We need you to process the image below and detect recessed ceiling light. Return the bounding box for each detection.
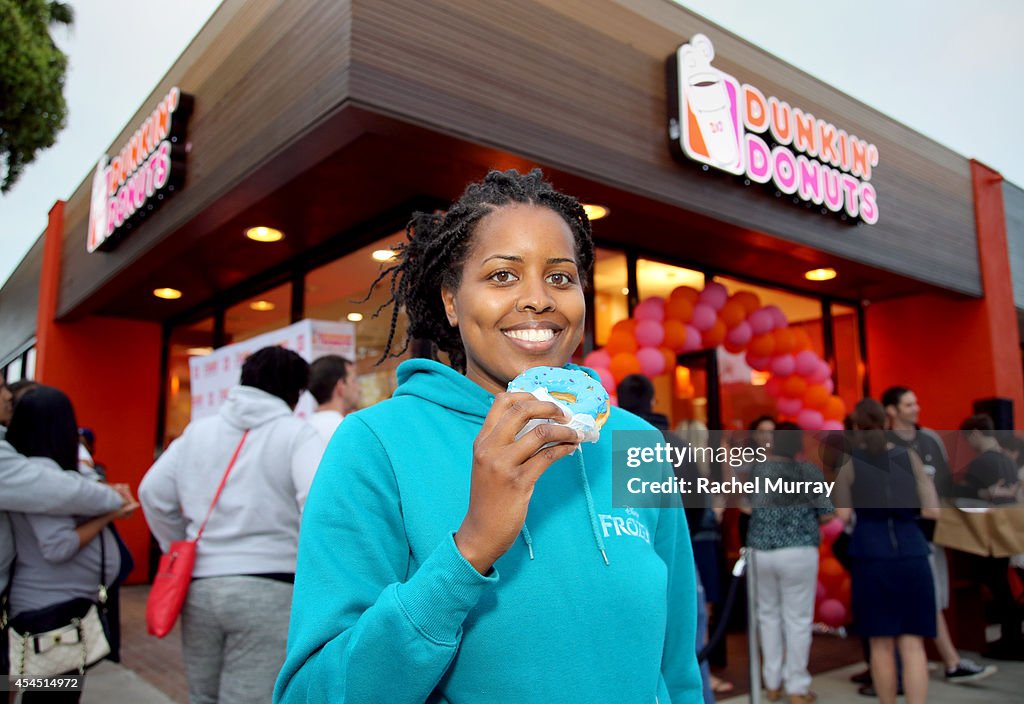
[246,226,284,242]
[250,300,275,311]
[583,204,609,221]
[153,288,182,300]
[804,267,837,281]
[372,249,396,262]
[621,287,629,295]
[347,312,364,322]
[186,347,214,356]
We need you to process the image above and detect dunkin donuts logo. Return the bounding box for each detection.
[87,87,193,252]
[670,34,879,224]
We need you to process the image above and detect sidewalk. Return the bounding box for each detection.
[721,658,1023,703]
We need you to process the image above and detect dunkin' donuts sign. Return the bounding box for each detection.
[87,87,193,252]
[669,34,879,224]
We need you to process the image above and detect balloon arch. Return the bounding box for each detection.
[583,281,847,431]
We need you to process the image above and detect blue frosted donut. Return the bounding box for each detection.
[507,366,610,428]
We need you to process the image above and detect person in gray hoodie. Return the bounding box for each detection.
[139,346,324,704]
[1,379,128,673]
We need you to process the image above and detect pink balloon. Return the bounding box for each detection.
[765,305,788,329]
[635,319,665,348]
[797,408,825,430]
[821,420,844,431]
[764,377,782,398]
[770,354,796,377]
[593,366,616,394]
[795,350,819,377]
[776,397,803,416]
[746,353,771,371]
[824,378,835,394]
[808,360,832,384]
[698,282,729,310]
[815,581,827,605]
[584,349,611,370]
[820,518,844,544]
[690,303,717,331]
[634,299,665,322]
[725,320,752,347]
[682,325,702,352]
[609,394,618,407]
[748,308,775,335]
[818,598,847,628]
[637,347,666,377]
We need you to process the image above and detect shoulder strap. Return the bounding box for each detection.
[195,430,249,542]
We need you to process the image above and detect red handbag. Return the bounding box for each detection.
[146,431,248,638]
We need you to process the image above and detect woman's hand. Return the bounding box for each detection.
[455,392,581,574]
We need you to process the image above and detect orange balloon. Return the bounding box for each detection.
[701,318,727,348]
[609,352,642,383]
[792,328,813,353]
[612,319,637,337]
[774,328,796,355]
[662,319,689,351]
[665,298,694,323]
[782,375,808,399]
[749,333,776,358]
[719,301,746,328]
[837,576,852,608]
[819,557,846,592]
[803,384,831,411]
[823,395,847,422]
[606,329,638,356]
[723,337,747,354]
[660,347,677,375]
[669,286,700,304]
[730,291,762,315]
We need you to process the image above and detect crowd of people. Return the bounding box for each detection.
[1,169,1022,704]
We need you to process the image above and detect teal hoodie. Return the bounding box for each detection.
[275,359,701,703]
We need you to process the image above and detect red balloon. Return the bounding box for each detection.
[609,352,642,383]
[819,557,846,593]
[663,319,689,352]
[701,318,727,348]
[730,291,762,315]
[606,330,638,356]
[818,598,847,628]
[749,333,776,358]
[774,328,797,355]
[665,298,694,324]
[719,300,746,328]
[823,395,847,422]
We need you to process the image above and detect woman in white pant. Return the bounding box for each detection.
[747,421,834,704]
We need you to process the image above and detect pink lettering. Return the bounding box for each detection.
[797,156,823,204]
[745,134,772,183]
[859,182,878,224]
[822,167,843,212]
[772,147,798,194]
[841,175,860,217]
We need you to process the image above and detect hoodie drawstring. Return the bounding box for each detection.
[520,524,535,560]
[576,451,610,565]
[519,451,610,565]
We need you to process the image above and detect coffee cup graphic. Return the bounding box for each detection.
[679,34,741,171]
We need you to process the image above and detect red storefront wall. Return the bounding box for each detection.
[866,162,1024,431]
[35,200,162,584]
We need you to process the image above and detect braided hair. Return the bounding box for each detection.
[369,168,595,372]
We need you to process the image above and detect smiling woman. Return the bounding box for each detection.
[274,169,702,704]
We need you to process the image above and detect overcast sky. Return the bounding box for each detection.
[2,0,1022,290]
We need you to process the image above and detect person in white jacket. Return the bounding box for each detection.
[139,346,325,704]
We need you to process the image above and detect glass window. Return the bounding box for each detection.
[636,258,704,301]
[24,347,36,381]
[163,317,215,446]
[713,276,824,430]
[304,232,411,408]
[831,302,863,412]
[6,356,23,383]
[593,248,628,346]
[224,282,293,345]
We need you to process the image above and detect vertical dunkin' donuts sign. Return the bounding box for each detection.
[87,87,194,253]
[668,34,879,224]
